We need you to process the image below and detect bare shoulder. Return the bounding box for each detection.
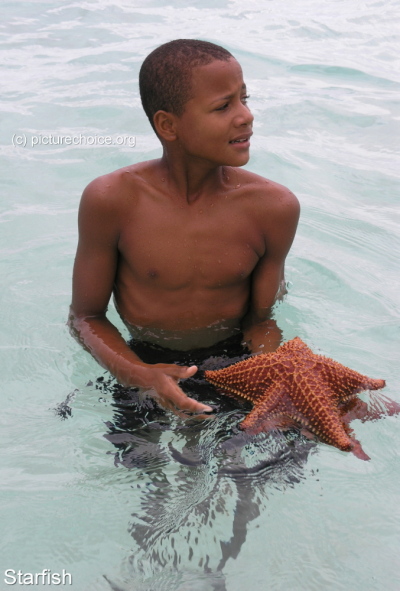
[81,160,157,208]
[78,160,161,238]
[237,168,300,220]
[233,168,300,258]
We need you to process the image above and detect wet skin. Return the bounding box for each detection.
[69,58,300,416]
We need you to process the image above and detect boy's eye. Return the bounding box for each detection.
[215,95,250,111]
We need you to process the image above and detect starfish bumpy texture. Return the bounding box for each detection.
[205,337,399,460]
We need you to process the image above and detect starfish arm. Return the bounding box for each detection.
[203,374,263,404]
[288,376,355,451]
[240,386,296,434]
[204,354,276,404]
[349,439,370,461]
[319,358,385,402]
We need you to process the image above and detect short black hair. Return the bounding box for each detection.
[139,39,234,132]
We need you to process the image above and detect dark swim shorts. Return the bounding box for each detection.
[127,331,250,368]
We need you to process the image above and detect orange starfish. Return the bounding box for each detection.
[205,337,399,460]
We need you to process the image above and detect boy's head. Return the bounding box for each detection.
[139,39,233,133]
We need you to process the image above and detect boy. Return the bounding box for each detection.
[68,39,299,417]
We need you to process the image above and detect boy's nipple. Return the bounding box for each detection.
[147,268,159,279]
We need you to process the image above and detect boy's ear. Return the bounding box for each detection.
[153,110,178,142]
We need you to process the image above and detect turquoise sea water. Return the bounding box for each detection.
[1,1,400,589]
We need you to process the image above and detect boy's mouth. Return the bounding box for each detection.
[229,133,253,144]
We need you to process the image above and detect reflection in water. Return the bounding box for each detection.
[97,345,316,591]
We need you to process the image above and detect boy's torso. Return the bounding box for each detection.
[100,160,279,348]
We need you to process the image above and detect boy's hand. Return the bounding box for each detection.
[137,363,214,418]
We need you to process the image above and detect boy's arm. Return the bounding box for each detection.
[241,186,300,354]
[69,180,212,415]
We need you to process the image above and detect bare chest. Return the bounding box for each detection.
[117,200,263,289]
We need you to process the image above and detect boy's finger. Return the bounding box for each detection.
[159,365,199,387]
[174,395,213,414]
[170,408,215,421]
[165,364,198,380]
[184,365,198,377]
[163,382,213,414]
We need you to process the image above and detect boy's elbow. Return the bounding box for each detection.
[67,305,91,336]
[67,305,81,340]
[68,305,107,330]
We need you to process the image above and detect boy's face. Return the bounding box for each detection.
[173,58,253,168]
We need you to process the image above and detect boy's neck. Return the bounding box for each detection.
[159,152,230,204]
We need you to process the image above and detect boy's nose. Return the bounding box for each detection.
[234,103,254,127]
